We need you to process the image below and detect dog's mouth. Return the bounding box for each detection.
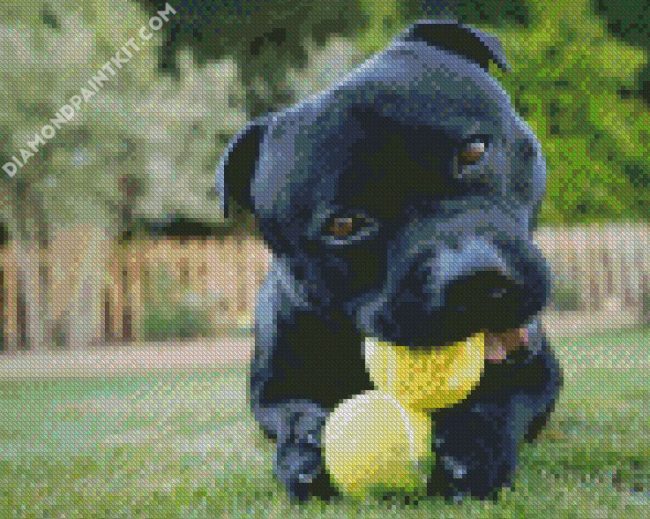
[483,327,529,363]
[365,326,529,364]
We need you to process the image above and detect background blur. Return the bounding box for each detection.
[0,2,649,517]
[0,0,649,352]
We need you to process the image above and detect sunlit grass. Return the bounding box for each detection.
[0,329,647,517]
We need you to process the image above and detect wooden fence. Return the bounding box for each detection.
[535,224,650,312]
[0,229,269,349]
[102,233,270,342]
[0,223,648,349]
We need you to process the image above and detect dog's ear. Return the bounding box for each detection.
[215,117,269,218]
[529,143,547,233]
[399,20,510,72]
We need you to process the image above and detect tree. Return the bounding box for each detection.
[128,50,246,224]
[141,0,368,115]
[0,0,160,349]
[593,0,650,104]
[489,0,650,223]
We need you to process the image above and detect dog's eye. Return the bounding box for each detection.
[459,140,487,166]
[328,217,355,238]
[325,215,375,240]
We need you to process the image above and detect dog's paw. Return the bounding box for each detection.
[274,438,325,501]
[428,451,514,502]
[274,405,334,502]
[428,406,517,502]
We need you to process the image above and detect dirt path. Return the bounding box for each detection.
[0,338,253,380]
[0,309,639,380]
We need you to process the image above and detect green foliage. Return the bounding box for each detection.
[402,0,532,27]
[488,1,650,224]
[285,37,365,101]
[128,52,246,223]
[143,303,214,341]
[1,0,649,231]
[593,0,650,103]
[355,0,404,54]
[0,0,158,227]
[0,0,247,231]
[140,0,368,115]
[142,268,214,340]
[551,278,583,311]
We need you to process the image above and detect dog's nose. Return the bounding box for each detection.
[443,269,519,313]
[438,238,522,316]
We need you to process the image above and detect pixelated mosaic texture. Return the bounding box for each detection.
[0,1,648,517]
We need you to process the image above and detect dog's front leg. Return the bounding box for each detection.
[428,398,518,501]
[429,340,562,501]
[252,398,334,501]
[251,269,347,501]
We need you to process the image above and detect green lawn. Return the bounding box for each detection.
[0,330,648,518]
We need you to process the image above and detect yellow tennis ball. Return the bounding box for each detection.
[364,332,485,411]
[323,389,432,498]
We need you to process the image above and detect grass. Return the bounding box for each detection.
[0,329,648,517]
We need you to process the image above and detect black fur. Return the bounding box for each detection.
[217,20,562,502]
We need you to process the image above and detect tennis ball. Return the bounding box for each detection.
[364,332,485,411]
[323,389,432,498]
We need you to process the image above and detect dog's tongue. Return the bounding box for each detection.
[484,327,528,363]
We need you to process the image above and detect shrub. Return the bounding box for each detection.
[142,269,214,341]
[551,278,583,311]
[143,301,214,341]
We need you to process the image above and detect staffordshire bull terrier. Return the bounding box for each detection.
[216,19,563,502]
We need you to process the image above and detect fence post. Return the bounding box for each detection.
[641,273,650,325]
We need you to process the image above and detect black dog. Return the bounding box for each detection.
[216,20,562,502]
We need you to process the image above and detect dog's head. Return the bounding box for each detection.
[217,20,551,348]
